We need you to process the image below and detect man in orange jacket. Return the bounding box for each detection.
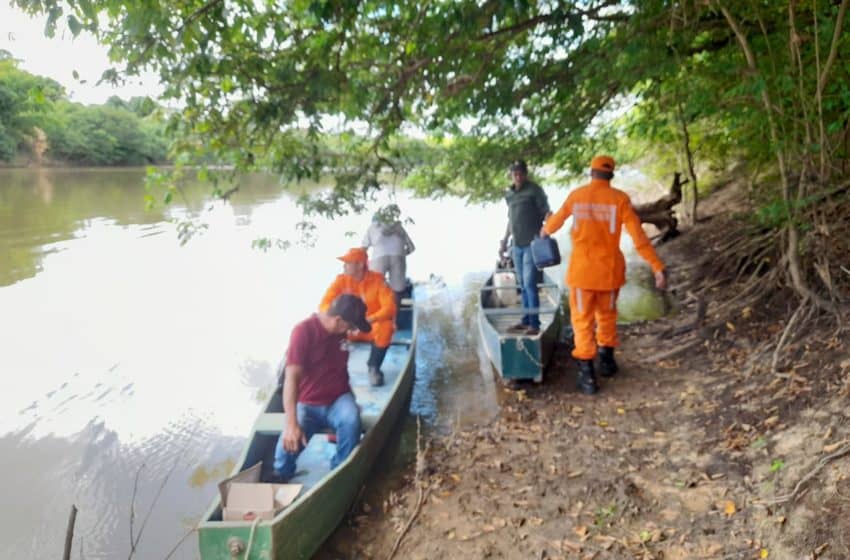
[541,156,667,394]
[320,247,397,387]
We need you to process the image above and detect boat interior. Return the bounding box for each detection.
[205,300,415,522]
[480,269,561,338]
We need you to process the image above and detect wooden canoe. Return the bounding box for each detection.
[198,299,417,559]
[477,270,562,383]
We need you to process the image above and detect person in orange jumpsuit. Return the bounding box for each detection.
[320,247,397,387]
[541,155,667,394]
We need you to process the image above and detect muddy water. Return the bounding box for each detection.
[0,167,665,558]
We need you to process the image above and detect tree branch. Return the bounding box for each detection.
[817,0,849,95]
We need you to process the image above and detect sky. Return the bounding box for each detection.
[0,2,161,104]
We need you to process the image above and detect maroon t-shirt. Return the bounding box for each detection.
[286,314,351,405]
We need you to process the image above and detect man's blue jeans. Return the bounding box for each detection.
[512,244,540,329]
[273,392,361,479]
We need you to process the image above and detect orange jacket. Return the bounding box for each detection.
[543,178,664,290]
[319,271,397,323]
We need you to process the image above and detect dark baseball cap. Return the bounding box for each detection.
[509,159,528,173]
[327,294,371,333]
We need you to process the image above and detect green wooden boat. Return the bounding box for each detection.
[477,269,562,383]
[198,299,417,559]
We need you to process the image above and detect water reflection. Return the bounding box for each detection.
[409,274,502,429]
[0,168,294,286]
[0,167,667,559]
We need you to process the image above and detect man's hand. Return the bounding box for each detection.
[283,422,307,453]
[654,269,667,290]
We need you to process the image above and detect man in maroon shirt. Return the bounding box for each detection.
[272,294,371,481]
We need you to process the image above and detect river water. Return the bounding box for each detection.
[0,167,665,559]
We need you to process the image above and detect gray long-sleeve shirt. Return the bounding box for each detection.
[505,179,550,247]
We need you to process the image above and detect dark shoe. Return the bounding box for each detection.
[576,359,598,395]
[507,323,528,333]
[368,367,385,387]
[367,344,389,370]
[269,470,290,483]
[525,326,540,336]
[598,346,619,377]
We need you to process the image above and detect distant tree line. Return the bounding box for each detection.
[0,49,168,165]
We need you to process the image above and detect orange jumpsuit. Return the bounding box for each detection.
[543,177,665,360]
[320,271,397,347]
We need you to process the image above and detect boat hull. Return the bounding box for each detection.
[478,271,562,382]
[198,302,417,559]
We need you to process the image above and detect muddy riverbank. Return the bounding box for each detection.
[319,181,850,560]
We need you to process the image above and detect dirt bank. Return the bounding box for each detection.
[321,181,850,560]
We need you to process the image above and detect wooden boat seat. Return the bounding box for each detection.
[479,283,559,291]
[254,412,379,436]
[481,305,559,316]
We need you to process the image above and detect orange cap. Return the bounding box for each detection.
[337,247,368,263]
[590,155,616,173]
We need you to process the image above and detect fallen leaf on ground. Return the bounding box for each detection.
[760,548,769,558]
[763,416,779,428]
[593,535,616,550]
[723,500,736,517]
[823,440,849,453]
[561,539,582,552]
[575,525,589,539]
[706,543,723,555]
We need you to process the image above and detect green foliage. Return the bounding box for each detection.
[41,100,169,165]
[750,436,768,450]
[0,54,64,160]
[753,195,822,230]
[9,0,850,220]
[593,503,617,527]
[0,53,169,164]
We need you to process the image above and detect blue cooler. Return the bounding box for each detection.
[530,236,561,269]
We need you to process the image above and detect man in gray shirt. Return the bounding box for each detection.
[500,160,551,335]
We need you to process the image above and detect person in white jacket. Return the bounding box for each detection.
[361,204,415,303]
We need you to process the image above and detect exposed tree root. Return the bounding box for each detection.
[754,443,850,506]
[386,417,429,560]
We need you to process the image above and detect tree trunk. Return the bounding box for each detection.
[634,172,686,242]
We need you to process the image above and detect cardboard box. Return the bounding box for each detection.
[219,462,302,522]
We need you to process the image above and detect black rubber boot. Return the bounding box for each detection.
[367,345,388,387]
[576,359,599,395]
[598,346,619,378]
